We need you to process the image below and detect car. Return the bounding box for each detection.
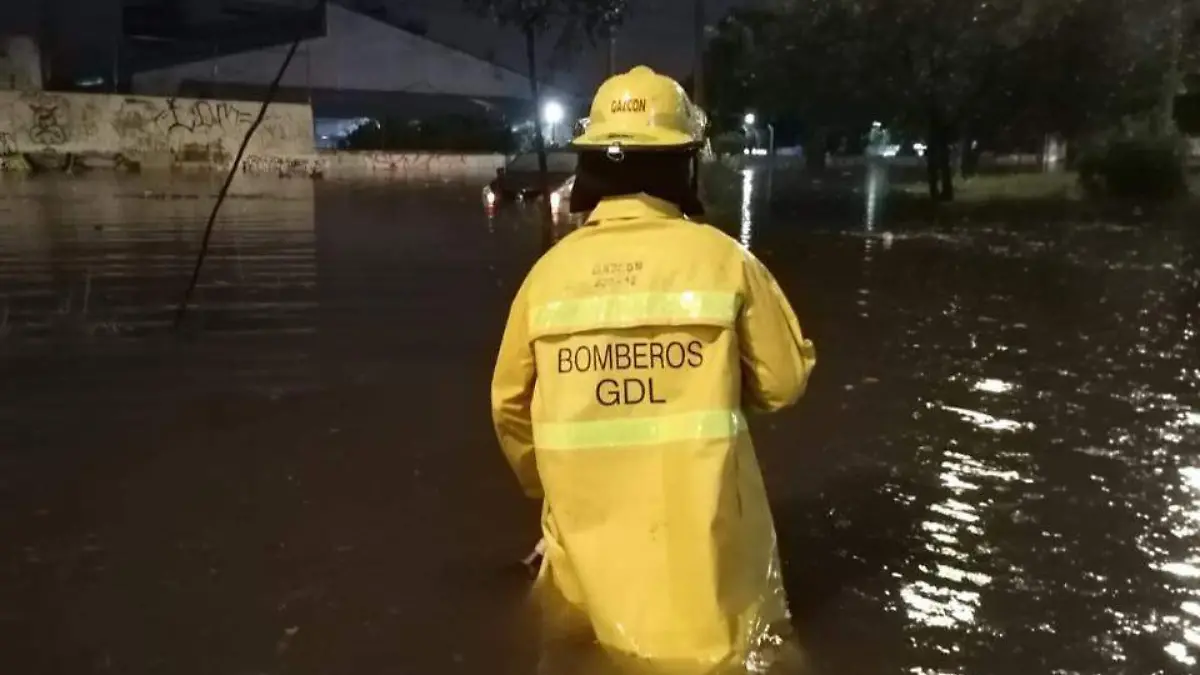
[483,173,578,227]
[482,149,576,207]
[483,150,580,226]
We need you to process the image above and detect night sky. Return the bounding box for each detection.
[394,0,759,93]
[2,0,763,95]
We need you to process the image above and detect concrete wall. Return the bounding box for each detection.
[238,150,506,180]
[318,151,505,178]
[0,87,509,181]
[0,90,313,164]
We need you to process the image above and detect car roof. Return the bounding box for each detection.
[505,151,577,173]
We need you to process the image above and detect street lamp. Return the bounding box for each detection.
[543,100,565,145]
[743,111,774,158]
[543,100,565,125]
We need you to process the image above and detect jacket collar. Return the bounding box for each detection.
[585,193,685,224]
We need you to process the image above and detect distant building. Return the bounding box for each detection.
[129,2,579,148]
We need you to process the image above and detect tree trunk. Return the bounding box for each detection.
[1160,0,1184,133]
[693,0,706,110]
[960,136,980,179]
[925,142,940,201]
[606,33,617,76]
[804,128,828,171]
[959,126,980,180]
[38,0,55,88]
[939,139,955,201]
[925,108,954,202]
[524,26,554,251]
[925,127,941,201]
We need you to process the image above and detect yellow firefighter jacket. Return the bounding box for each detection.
[491,193,817,667]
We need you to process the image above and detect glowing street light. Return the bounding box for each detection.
[543,100,565,125]
[542,100,566,146]
[742,112,774,158]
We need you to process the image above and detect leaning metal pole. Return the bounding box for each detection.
[693,0,706,110]
[173,38,301,330]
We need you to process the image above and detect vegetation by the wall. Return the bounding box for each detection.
[342,114,514,153]
[1078,119,1190,201]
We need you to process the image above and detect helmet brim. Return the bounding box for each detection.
[571,124,701,150]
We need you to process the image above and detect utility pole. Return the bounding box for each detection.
[1161,0,1185,132]
[692,0,707,207]
[38,0,56,88]
[112,38,121,92]
[693,0,706,108]
[606,30,617,76]
[604,4,622,77]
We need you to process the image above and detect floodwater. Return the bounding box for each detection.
[1,169,1198,675]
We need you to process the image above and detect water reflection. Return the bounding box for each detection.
[2,176,1200,675]
[864,160,888,230]
[1150,407,1200,669]
[902,379,1031,673]
[740,167,755,248]
[0,176,317,340]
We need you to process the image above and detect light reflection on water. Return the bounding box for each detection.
[740,167,755,249]
[0,176,317,340]
[864,160,887,231]
[1,174,1199,675]
[1149,405,1200,669]
[902,379,1030,673]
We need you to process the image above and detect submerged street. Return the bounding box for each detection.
[1,171,1198,674]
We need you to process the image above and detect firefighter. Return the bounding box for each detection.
[491,65,817,669]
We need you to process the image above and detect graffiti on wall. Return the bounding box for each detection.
[112,98,168,152]
[154,98,254,134]
[0,92,101,151]
[0,90,314,163]
[111,98,160,136]
[241,154,325,177]
[110,97,258,157]
[111,96,288,158]
[27,97,69,145]
[326,151,505,178]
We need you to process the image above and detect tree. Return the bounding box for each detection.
[847,0,1094,199]
[747,1,884,169]
[754,0,1154,200]
[698,4,850,168]
[341,114,514,152]
[1124,0,1200,132]
[702,9,772,133]
[464,0,626,249]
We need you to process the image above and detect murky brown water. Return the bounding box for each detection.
[1,170,1198,675]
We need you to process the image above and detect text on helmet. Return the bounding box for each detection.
[611,98,647,113]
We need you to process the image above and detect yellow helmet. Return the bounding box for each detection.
[571,65,707,150]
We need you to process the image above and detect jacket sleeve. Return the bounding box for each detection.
[490,275,543,499]
[737,253,817,413]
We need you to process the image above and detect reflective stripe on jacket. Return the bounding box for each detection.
[491,193,816,665]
